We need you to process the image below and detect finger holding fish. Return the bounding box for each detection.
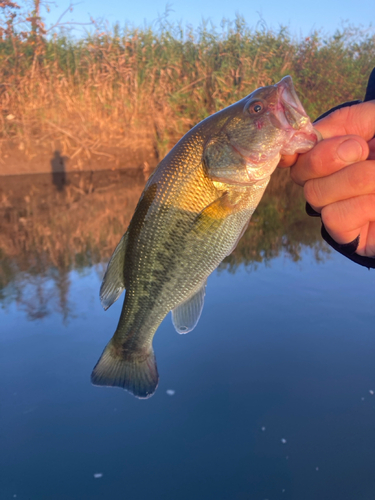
[303,157,375,212]
[291,135,369,187]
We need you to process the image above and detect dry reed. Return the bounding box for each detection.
[1,13,374,168]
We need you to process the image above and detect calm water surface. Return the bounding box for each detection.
[1,171,374,500]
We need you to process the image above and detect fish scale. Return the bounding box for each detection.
[92,76,320,398]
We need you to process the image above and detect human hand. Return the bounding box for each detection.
[279,101,375,257]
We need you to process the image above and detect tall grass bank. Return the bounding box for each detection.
[1,4,374,174]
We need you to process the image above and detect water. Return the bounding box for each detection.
[1,171,374,500]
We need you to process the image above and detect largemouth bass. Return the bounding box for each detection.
[92,76,320,398]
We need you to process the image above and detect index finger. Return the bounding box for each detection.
[289,134,369,186]
[278,153,298,168]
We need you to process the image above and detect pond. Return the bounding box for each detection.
[1,169,374,500]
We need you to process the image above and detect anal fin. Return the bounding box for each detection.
[172,281,206,334]
[100,232,128,310]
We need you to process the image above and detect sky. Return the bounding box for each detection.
[42,0,374,38]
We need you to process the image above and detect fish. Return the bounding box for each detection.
[91,76,320,399]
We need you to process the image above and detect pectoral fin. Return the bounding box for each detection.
[192,190,243,236]
[100,232,128,310]
[172,281,206,334]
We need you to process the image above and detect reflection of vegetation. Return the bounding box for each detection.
[0,169,327,320]
[0,169,147,319]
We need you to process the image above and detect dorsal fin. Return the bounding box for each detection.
[100,232,128,310]
[172,281,206,334]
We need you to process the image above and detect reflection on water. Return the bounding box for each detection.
[0,169,147,320]
[1,169,374,500]
[0,168,325,321]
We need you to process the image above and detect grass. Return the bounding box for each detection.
[1,10,374,165]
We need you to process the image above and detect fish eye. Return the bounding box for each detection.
[248,101,265,114]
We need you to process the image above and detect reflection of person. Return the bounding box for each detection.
[280,68,375,268]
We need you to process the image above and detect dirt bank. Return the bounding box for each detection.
[0,140,159,176]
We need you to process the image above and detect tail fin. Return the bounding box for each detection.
[91,340,159,399]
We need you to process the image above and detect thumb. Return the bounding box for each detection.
[315,100,375,141]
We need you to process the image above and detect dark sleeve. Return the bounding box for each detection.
[306,67,375,269]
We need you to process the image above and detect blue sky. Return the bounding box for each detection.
[42,0,374,37]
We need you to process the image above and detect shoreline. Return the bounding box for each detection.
[0,141,159,176]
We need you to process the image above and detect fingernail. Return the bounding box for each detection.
[337,139,363,163]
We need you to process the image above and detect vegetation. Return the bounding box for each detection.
[1,2,374,164]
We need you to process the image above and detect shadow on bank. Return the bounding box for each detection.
[51,150,68,192]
